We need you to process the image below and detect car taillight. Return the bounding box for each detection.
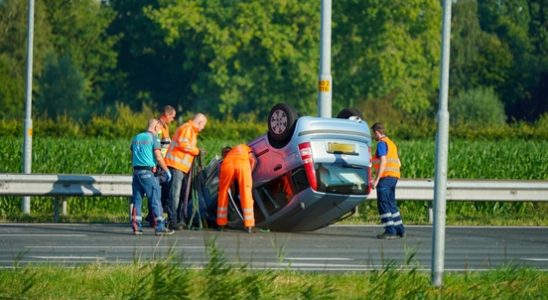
[298,142,317,190]
[366,146,372,194]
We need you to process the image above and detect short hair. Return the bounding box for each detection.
[371,122,385,134]
[147,118,159,130]
[163,105,175,115]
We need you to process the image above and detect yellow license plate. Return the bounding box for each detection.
[327,142,357,155]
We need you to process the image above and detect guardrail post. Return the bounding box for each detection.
[53,197,67,222]
[428,203,433,224]
[54,197,60,222]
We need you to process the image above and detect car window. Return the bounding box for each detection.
[316,163,369,195]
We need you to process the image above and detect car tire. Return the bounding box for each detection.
[336,107,362,120]
[267,103,298,148]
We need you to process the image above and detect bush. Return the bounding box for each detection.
[449,87,506,126]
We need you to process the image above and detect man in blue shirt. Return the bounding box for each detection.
[130,119,173,235]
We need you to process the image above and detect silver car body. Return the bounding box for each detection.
[201,115,373,231]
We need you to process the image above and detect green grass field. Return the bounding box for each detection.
[0,137,547,225]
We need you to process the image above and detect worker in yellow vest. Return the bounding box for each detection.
[371,122,405,239]
[164,113,207,230]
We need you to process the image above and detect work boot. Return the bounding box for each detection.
[169,223,185,231]
[376,232,398,240]
[155,228,175,236]
[246,227,254,233]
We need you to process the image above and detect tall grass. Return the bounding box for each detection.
[0,241,546,299]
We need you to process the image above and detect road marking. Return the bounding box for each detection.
[285,257,353,261]
[520,258,548,262]
[0,234,86,237]
[25,246,205,249]
[30,256,105,260]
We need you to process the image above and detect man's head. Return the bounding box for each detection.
[160,105,176,124]
[147,119,160,134]
[193,113,208,132]
[371,122,386,141]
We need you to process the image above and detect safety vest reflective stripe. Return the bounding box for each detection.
[165,153,192,168]
[372,158,401,164]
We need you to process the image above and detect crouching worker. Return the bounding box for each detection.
[216,144,256,233]
[130,119,174,236]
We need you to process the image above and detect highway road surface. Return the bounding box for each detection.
[0,223,546,271]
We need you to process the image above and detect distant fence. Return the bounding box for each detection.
[1,174,547,221]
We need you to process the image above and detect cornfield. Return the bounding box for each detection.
[0,137,546,223]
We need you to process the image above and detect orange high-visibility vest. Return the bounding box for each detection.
[158,120,171,158]
[217,144,255,227]
[165,120,200,173]
[372,136,401,179]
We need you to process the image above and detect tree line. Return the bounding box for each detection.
[0,0,546,126]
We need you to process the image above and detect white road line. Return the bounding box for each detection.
[520,258,548,262]
[0,234,86,237]
[24,246,205,249]
[30,256,105,260]
[285,257,353,261]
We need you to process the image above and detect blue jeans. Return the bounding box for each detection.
[131,169,166,232]
[167,167,188,226]
[376,177,404,235]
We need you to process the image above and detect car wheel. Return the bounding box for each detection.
[267,103,298,148]
[336,107,362,120]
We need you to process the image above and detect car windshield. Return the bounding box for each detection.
[316,163,369,195]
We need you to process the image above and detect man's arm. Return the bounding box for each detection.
[176,125,200,156]
[154,149,169,173]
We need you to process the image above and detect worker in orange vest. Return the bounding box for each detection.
[216,144,256,233]
[371,122,405,239]
[165,113,207,230]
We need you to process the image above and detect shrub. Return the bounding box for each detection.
[449,87,506,126]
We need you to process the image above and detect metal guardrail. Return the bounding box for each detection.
[1,174,547,221]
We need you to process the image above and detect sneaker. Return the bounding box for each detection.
[133,230,143,236]
[155,228,175,236]
[376,232,398,240]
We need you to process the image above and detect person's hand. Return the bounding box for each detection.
[166,170,172,182]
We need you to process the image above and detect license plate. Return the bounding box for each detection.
[327,142,357,155]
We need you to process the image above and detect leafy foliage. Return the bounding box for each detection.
[449,86,506,126]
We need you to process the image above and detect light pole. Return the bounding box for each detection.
[432,0,452,287]
[22,0,35,214]
[318,0,332,118]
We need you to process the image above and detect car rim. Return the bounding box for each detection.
[270,109,288,134]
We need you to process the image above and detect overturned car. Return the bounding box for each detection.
[189,104,373,232]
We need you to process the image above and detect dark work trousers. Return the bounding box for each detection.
[167,167,188,227]
[376,176,405,236]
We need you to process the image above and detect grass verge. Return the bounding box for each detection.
[0,248,546,300]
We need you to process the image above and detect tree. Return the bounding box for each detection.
[36,54,86,118]
[478,0,546,121]
[449,87,506,126]
[332,0,441,116]
[147,0,321,118]
[450,0,512,97]
[0,0,52,119]
[44,0,118,116]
